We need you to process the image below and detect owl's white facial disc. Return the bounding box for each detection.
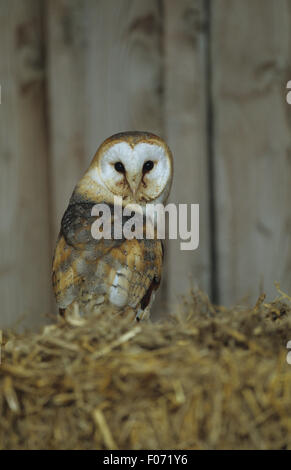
[95,141,172,203]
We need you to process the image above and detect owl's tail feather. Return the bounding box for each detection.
[59,301,142,325]
[60,302,86,326]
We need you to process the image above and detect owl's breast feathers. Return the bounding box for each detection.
[52,198,163,316]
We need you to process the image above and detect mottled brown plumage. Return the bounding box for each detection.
[52,131,173,321]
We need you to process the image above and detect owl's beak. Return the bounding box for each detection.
[127,173,141,196]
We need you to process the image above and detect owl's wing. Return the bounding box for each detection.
[140,242,164,309]
[121,238,163,311]
[52,201,123,309]
[52,201,164,315]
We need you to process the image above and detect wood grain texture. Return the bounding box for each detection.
[212,0,291,305]
[0,0,52,328]
[164,0,211,306]
[46,0,89,239]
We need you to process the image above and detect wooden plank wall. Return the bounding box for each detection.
[0,0,290,329]
[164,0,210,309]
[211,0,291,305]
[0,0,52,329]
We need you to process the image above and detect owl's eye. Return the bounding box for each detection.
[143,160,154,173]
[114,161,125,173]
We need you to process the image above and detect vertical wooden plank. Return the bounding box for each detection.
[84,0,163,159]
[164,0,211,306]
[0,0,52,329]
[46,1,165,312]
[212,0,291,305]
[46,0,89,239]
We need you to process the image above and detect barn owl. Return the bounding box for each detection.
[52,131,173,322]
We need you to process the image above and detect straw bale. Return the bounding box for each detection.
[1,288,291,449]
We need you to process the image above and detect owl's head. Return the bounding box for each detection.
[82,131,173,205]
